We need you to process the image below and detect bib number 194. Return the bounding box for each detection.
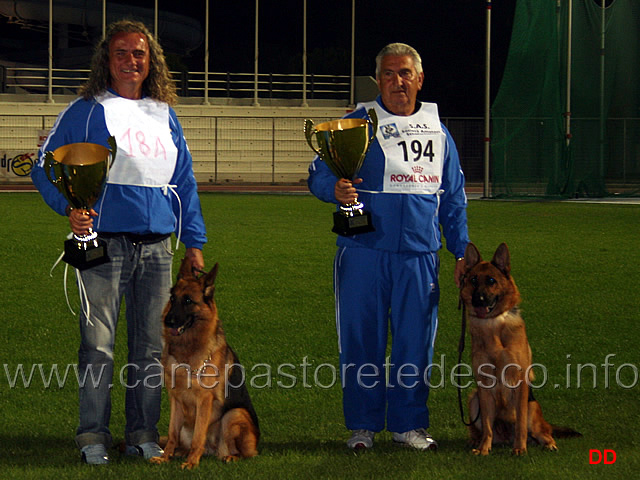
[397,139,434,162]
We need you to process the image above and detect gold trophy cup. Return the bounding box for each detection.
[45,138,116,270]
[305,108,378,236]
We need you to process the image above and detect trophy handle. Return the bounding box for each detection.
[106,136,117,175]
[304,119,323,157]
[44,151,60,186]
[366,108,378,148]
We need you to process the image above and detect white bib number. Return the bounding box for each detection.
[98,92,178,186]
[364,101,445,195]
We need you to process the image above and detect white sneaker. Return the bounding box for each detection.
[125,441,164,460]
[347,429,375,450]
[392,428,438,451]
[80,444,109,465]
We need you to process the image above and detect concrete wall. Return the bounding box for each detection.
[0,99,349,184]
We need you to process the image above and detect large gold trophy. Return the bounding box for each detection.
[45,138,116,270]
[305,109,378,236]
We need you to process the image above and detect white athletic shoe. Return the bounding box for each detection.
[80,444,109,465]
[124,441,164,460]
[392,428,438,451]
[347,429,375,450]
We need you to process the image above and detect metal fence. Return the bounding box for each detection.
[0,109,485,186]
[491,116,640,194]
[0,66,351,102]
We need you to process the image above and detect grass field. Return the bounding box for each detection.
[1,192,638,479]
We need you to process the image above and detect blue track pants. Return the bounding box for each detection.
[334,246,440,433]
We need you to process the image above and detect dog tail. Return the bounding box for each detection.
[552,425,582,438]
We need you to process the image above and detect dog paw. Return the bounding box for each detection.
[181,461,198,470]
[512,448,527,456]
[222,455,240,463]
[149,455,168,465]
[472,448,490,456]
[544,443,559,452]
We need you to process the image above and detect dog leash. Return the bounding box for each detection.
[192,267,207,277]
[456,275,480,427]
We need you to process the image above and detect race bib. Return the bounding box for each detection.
[364,101,445,194]
[97,91,178,186]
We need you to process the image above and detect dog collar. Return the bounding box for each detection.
[190,352,213,377]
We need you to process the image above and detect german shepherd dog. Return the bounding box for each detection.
[150,260,259,469]
[460,243,580,456]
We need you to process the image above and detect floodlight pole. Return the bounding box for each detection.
[565,0,572,148]
[154,0,158,37]
[483,0,492,198]
[46,0,53,103]
[599,0,605,177]
[203,0,210,105]
[349,0,355,108]
[301,0,308,107]
[102,0,106,38]
[253,0,260,107]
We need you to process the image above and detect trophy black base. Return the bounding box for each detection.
[332,210,375,237]
[62,237,110,271]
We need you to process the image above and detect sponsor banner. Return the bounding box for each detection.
[0,151,37,180]
[0,130,48,181]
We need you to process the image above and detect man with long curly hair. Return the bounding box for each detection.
[31,19,207,465]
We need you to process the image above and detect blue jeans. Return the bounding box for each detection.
[74,235,173,449]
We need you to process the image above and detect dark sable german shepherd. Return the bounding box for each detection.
[460,243,580,456]
[150,260,259,469]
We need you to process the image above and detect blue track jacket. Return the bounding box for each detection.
[308,97,469,258]
[31,91,206,250]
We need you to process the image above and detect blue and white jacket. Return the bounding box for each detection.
[308,96,469,257]
[31,89,206,250]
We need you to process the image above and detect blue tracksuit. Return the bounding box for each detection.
[308,96,469,433]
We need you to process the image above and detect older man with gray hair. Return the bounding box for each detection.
[308,42,469,451]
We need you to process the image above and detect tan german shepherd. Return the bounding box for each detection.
[460,243,580,456]
[150,260,259,469]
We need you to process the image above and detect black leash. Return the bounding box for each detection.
[456,279,480,427]
[192,267,207,277]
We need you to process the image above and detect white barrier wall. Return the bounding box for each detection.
[0,101,348,184]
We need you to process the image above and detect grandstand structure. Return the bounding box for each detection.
[0,0,484,188]
[0,96,484,188]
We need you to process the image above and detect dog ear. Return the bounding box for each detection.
[464,242,482,269]
[203,263,219,302]
[491,243,511,276]
[177,257,194,280]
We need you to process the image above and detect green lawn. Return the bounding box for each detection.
[1,192,638,479]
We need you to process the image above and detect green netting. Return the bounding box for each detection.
[491,0,640,198]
